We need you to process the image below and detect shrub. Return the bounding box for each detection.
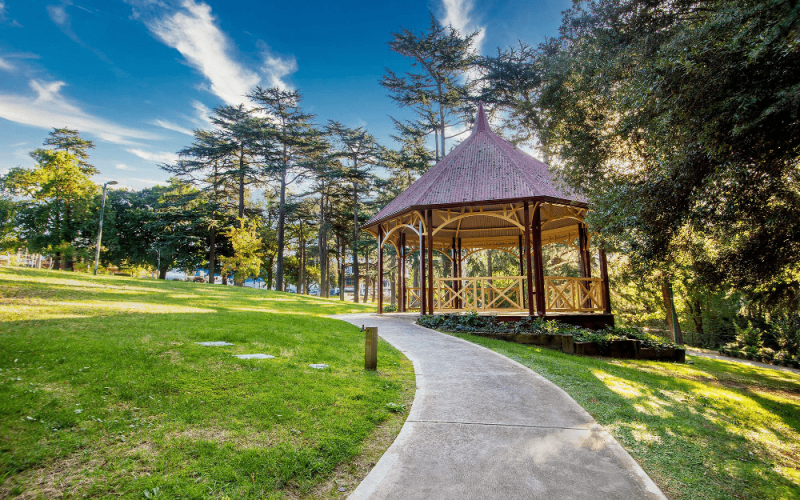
[772,314,800,357]
[383,304,398,313]
[734,321,762,348]
[774,350,792,365]
[758,347,776,362]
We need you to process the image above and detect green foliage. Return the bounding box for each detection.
[535,0,800,295]
[220,218,263,285]
[734,321,762,348]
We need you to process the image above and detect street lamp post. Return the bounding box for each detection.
[94,181,118,276]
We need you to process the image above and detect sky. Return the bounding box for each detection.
[0,0,571,191]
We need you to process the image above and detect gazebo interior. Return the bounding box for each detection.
[363,104,613,328]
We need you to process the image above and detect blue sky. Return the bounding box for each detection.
[0,0,570,191]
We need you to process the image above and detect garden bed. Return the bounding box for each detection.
[418,313,685,362]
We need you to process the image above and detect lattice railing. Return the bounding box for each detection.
[434,276,526,312]
[544,276,604,312]
[405,275,605,313]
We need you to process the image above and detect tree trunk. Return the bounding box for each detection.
[661,280,684,344]
[299,222,305,294]
[363,250,370,302]
[238,148,245,223]
[208,226,216,285]
[275,166,287,291]
[158,266,168,280]
[338,236,345,301]
[318,191,328,297]
[267,256,274,289]
[352,183,360,303]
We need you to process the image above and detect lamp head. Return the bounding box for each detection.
[106,181,118,186]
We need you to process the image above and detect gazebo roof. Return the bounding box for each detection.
[365,103,583,228]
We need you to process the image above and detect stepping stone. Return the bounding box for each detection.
[309,364,329,369]
[196,341,234,346]
[233,354,275,360]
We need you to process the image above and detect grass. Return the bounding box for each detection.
[0,267,414,499]
[446,331,800,500]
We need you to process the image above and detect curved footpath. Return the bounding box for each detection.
[334,314,666,500]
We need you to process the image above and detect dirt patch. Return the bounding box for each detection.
[168,426,279,450]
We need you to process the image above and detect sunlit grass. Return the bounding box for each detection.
[449,332,800,500]
[0,267,413,499]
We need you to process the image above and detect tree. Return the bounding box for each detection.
[247,87,324,291]
[2,150,97,268]
[326,122,382,303]
[537,0,800,298]
[381,14,479,159]
[209,105,262,224]
[38,127,98,175]
[220,218,262,286]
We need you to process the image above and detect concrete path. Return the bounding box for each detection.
[687,348,800,375]
[334,314,666,500]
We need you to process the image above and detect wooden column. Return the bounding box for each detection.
[426,209,435,314]
[578,224,591,278]
[451,237,457,310]
[599,247,612,314]
[419,218,426,315]
[399,232,406,313]
[457,237,463,309]
[523,202,535,317]
[518,235,525,276]
[377,225,384,314]
[532,203,546,317]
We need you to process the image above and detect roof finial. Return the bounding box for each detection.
[473,102,490,133]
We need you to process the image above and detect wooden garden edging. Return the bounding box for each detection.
[466,332,686,363]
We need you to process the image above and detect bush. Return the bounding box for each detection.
[772,314,800,356]
[734,321,762,348]
[417,315,678,351]
[383,304,398,313]
[758,347,776,362]
[774,350,792,365]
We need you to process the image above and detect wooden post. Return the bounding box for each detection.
[578,224,591,278]
[426,209,435,314]
[419,218,426,315]
[532,204,546,317]
[457,238,462,309]
[599,247,612,314]
[377,226,384,314]
[365,326,378,370]
[399,233,406,313]
[524,202,535,317]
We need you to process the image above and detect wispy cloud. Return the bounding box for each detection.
[0,57,11,72]
[0,1,6,20]
[126,148,178,164]
[191,99,213,127]
[151,118,194,136]
[47,1,113,63]
[440,0,486,53]
[135,0,296,104]
[115,163,136,171]
[0,79,160,145]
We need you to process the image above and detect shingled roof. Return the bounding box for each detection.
[365,103,583,228]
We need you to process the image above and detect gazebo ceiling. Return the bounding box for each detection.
[364,103,585,230]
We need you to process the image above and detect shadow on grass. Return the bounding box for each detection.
[451,332,800,500]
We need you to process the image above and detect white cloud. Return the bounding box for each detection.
[0,79,160,145]
[191,99,213,126]
[440,0,486,52]
[130,178,163,185]
[115,163,136,171]
[138,1,296,104]
[46,3,69,27]
[0,57,12,72]
[126,148,178,164]
[152,118,193,136]
[145,1,257,104]
[0,1,6,20]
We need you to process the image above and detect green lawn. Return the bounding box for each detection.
[446,331,800,500]
[0,268,414,499]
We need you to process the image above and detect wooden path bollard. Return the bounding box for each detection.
[364,326,378,370]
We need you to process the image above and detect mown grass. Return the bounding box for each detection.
[448,332,800,500]
[0,267,414,499]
